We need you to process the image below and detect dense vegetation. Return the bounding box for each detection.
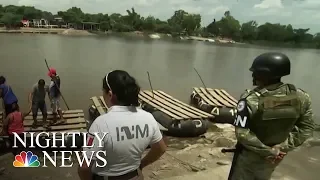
[1,4,320,48]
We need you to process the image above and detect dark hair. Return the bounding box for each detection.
[0,76,6,85]
[12,103,19,111]
[103,70,140,106]
[38,79,45,86]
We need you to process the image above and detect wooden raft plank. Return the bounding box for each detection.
[0,110,83,119]
[25,124,87,132]
[0,123,87,133]
[24,113,84,120]
[193,87,217,106]
[156,91,213,118]
[98,95,168,131]
[152,91,205,118]
[214,89,237,107]
[138,92,183,120]
[140,91,188,119]
[0,129,88,138]
[0,117,85,127]
[195,87,224,107]
[199,87,227,107]
[143,91,200,119]
[30,129,88,136]
[205,88,233,107]
[220,89,238,103]
[99,96,108,109]
[91,96,106,115]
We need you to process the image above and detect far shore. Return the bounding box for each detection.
[0,27,94,36]
[0,27,239,44]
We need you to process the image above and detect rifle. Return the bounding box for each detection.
[221,143,243,180]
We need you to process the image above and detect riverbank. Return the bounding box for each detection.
[0,124,318,180]
[0,27,237,44]
[0,27,94,36]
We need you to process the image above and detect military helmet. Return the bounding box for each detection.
[249,52,290,77]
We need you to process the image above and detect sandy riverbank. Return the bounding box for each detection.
[0,28,237,43]
[0,27,94,36]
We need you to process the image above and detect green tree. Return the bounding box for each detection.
[206,19,219,36]
[241,21,258,41]
[314,33,320,48]
[293,28,310,44]
[217,11,241,39]
[181,14,201,35]
[58,7,84,24]
[142,16,156,31]
[168,10,187,26]
[0,5,4,19]
[0,12,22,28]
[22,6,42,19]
[168,10,201,35]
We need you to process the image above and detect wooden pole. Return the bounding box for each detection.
[193,67,208,90]
[45,59,70,110]
[147,71,154,99]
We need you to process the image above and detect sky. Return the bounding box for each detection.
[1,0,319,33]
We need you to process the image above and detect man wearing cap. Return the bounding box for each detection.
[48,68,65,124]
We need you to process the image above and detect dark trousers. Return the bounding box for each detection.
[32,101,47,120]
[9,133,25,156]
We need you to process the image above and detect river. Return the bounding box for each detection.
[1,33,320,122]
[0,34,320,179]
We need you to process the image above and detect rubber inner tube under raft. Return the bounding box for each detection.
[139,90,213,137]
[89,93,213,137]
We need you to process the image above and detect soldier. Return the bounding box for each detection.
[231,52,315,180]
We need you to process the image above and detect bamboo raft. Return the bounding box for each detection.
[0,110,87,136]
[89,96,169,131]
[90,90,214,136]
[190,87,238,123]
[139,90,213,120]
[192,87,237,108]
[139,90,213,137]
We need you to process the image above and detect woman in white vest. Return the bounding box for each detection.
[78,70,166,180]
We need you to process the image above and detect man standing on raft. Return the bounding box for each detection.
[30,79,50,129]
[48,68,65,124]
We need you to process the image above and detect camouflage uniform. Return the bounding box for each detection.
[231,82,315,180]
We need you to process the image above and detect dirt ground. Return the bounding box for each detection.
[0,124,319,180]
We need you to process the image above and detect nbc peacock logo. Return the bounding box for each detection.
[13,151,40,167]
